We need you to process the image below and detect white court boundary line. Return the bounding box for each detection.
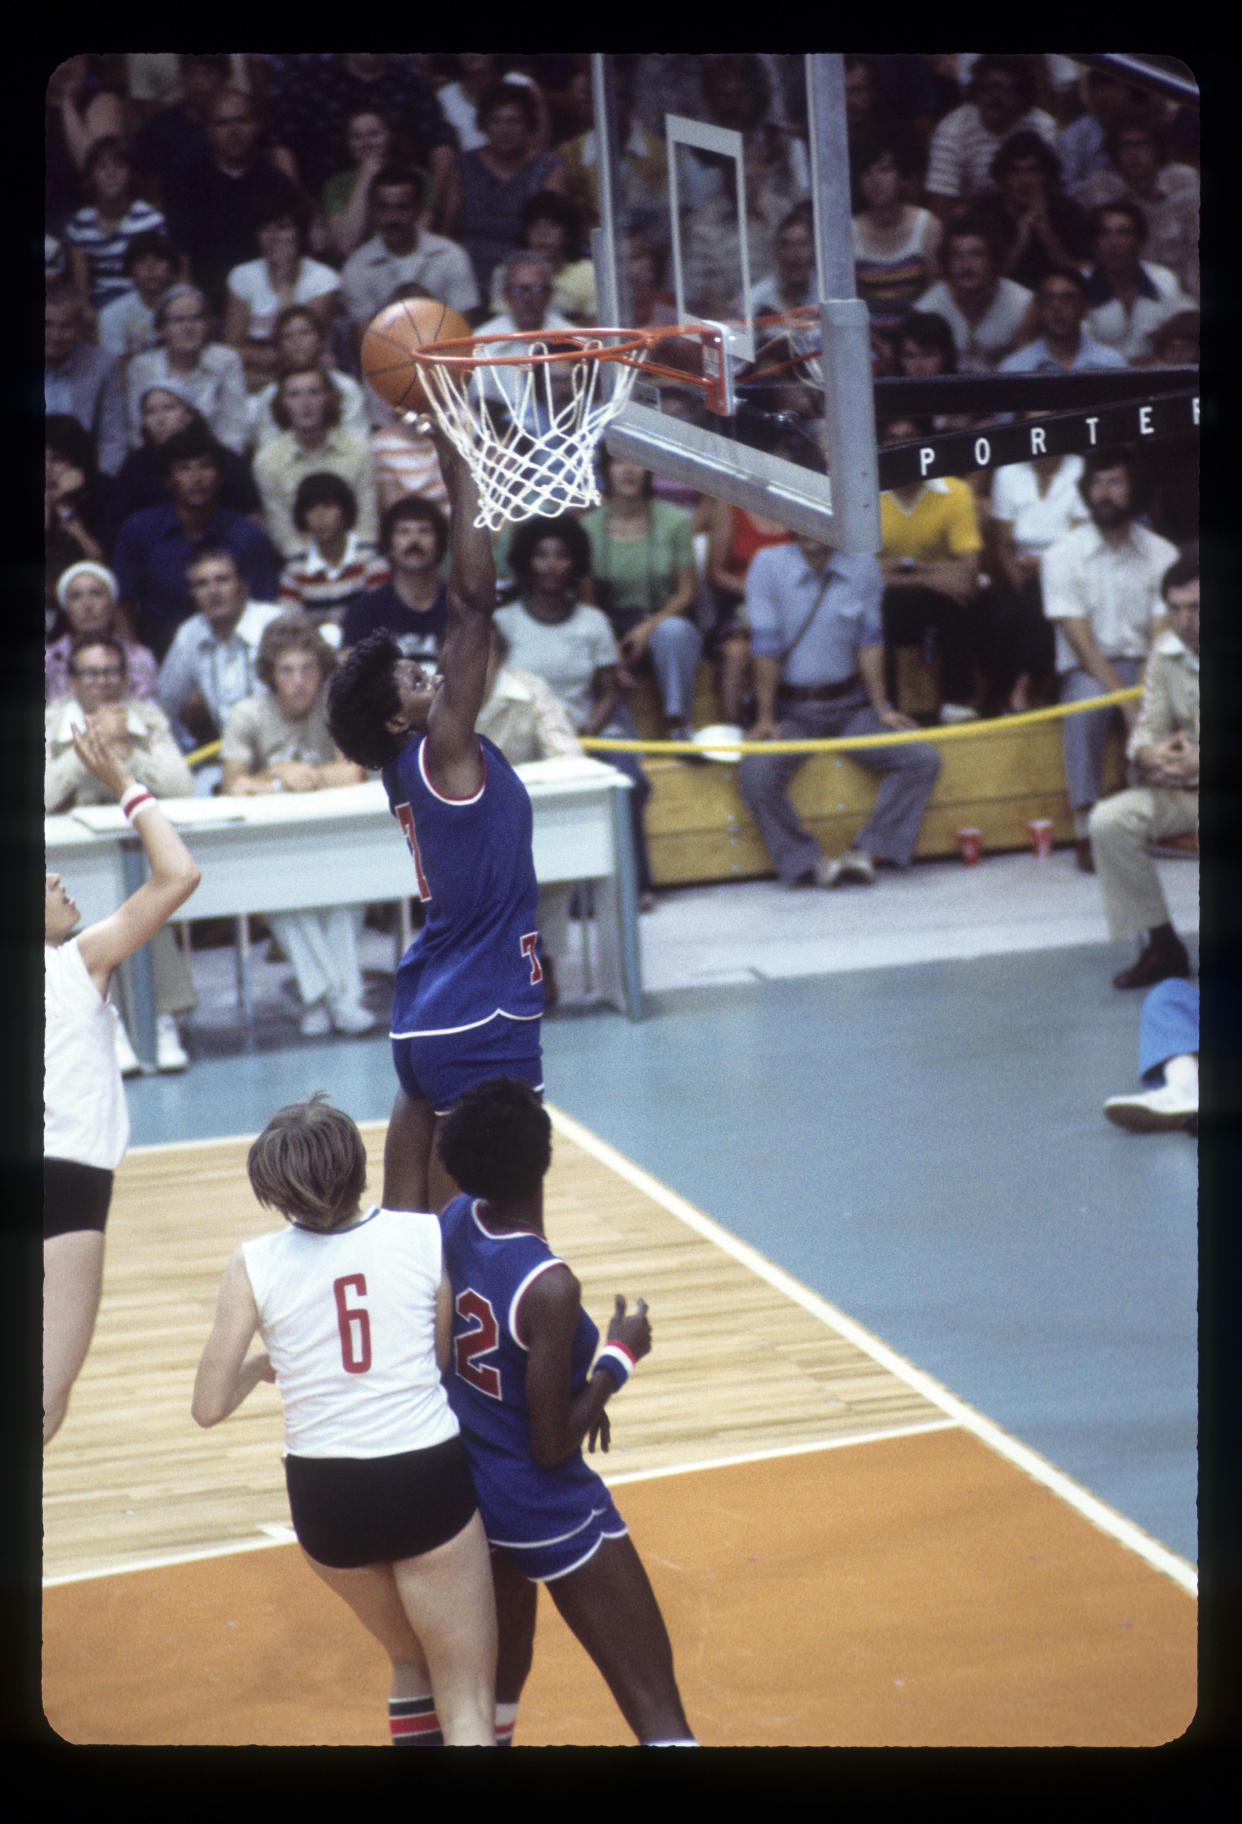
[72,1115,1196,1598]
[547,1104,1198,1599]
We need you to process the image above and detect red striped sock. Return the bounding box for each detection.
[389,1694,443,1745]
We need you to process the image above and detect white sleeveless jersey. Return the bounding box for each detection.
[242,1207,460,1459]
[44,938,129,1170]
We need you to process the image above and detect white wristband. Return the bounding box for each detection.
[120,785,156,822]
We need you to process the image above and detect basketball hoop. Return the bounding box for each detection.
[406,323,731,530]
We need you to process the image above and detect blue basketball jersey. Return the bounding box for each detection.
[439,1193,610,1549]
[383,732,542,1037]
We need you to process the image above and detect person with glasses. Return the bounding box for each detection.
[45,632,198,1076]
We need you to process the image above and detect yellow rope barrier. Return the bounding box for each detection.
[186,739,222,767]
[579,687,1142,757]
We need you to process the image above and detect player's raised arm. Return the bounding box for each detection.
[423,428,497,794]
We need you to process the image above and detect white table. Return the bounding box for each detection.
[45,757,642,1062]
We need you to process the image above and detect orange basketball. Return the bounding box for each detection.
[360,297,472,415]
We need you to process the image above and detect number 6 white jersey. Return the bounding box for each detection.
[242,1208,461,1459]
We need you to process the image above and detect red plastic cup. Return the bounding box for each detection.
[957,827,981,866]
[1029,818,1054,859]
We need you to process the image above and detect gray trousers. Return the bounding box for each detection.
[1088,786,1198,940]
[737,692,941,882]
[1059,659,1146,811]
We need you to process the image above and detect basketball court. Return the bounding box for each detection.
[38,52,1206,1756]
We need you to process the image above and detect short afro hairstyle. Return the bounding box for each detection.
[506,513,592,591]
[325,630,407,771]
[436,1078,551,1202]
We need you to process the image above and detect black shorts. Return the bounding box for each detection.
[285,1432,479,1570]
[44,1158,114,1240]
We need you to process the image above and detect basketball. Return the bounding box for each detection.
[360,297,472,415]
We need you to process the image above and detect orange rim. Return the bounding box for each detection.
[407,322,717,387]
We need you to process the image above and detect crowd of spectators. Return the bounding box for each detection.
[44,54,1199,1052]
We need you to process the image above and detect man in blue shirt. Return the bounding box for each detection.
[341,497,450,664]
[737,537,941,887]
[112,423,277,657]
[998,266,1130,375]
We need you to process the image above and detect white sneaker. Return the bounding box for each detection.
[155,1014,188,1072]
[1103,1085,1197,1132]
[114,1019,142,1077]
[299,999,332,1036]
[817,848,876,888]
[939,702,979,725]
[329,996,379,1035]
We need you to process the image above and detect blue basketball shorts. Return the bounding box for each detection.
[391,1011,543,1115]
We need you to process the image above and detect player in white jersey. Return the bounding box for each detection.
[193,1095,497,1747]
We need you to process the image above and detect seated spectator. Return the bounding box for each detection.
[45,54,129,230]
[112,421,277,657]
[62,137,170,316]
[109,382,263,531]
[95,231,182,368]
[156,545,283,756]
[969,131,1093,294]
[1145,311,1200,549]
[557,54,666,239]
[850,135,942,370]
[750,202,817,320]
[44,285,128,478]
[248,304,370,449]
[704,496,794,725]
[1103,978,1199,1133]
[1074,113,1199,299]
[997,265,1130,374]
[219,615,376,1037]
[891,310,980,434]
[472,253,576,430]
[319,103,404,264]
[125,285,250,456]
[253,367,378,560]
[449,80,568,301]
[1083,201,1197,366]
[45,630,196,1073]
[624,236,679,331]
[487,188,596,323]
[476,621,584,1006]
[924,54,1058,222]
[876,415,985,723]
[1088,551,1198,992]
[912,219,1035,373]
[276,472,390,638]
[1040,446,1180,869]
[736,534,940,889]
[579,450,702,741]
[340,497,449,666]
[46,562,158,704]
[44,415,113,596]
[222,192,342,390]
[370,355,449,512]
[263,53,459,233]
[340,163,480,357]
[438,55,549,158]
[495,515,656,907]
[1057,65,1152,197]
[165,87,302,317]
[983,430,1090,714]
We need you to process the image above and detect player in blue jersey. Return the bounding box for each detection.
[327,433,544,1212]
[435,1076,698,1748]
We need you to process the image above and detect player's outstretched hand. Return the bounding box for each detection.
[72,719,137,802]
[608,1293,652,1363]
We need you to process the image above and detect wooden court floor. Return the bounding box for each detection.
[41,1110,1197,1750]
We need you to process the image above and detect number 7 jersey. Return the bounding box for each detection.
[241,1208,460,1458]
[383,731,543,1039]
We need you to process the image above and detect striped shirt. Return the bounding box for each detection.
[925,103,1058,204]
[277,533,391,627]
[62,198,168,309]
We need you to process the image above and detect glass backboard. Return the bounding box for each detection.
[591,51,881,552]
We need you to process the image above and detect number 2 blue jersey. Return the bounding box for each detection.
[439,1193,610,1551]
[383,732,542,1037]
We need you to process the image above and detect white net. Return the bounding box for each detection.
[413,333,648,531]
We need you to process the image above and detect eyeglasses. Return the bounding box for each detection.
[509,284,552,296]
[73,666,124,681]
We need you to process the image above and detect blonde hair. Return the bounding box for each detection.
[247,1093,367,1230]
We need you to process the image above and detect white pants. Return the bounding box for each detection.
[268,907,366,1008]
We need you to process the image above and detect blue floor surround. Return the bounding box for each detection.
[126,938,1199,1570]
